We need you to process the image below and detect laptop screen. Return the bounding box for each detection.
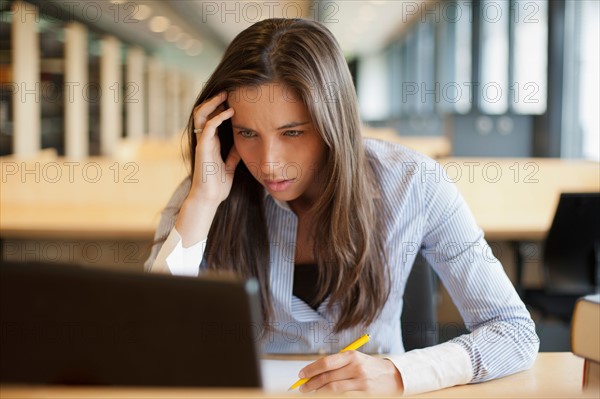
[0,261,263,387]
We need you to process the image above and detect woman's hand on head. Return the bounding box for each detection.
[189,91,241,206]
[297,351,403,394]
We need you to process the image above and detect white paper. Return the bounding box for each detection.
[261,359,314,393]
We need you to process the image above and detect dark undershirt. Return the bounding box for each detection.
[293,263,325,310]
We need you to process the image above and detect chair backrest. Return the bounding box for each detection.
[401,254,438,351]
[544,192,600,295]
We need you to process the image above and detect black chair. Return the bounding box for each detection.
[523,193,600,322]
[401,254,438,351]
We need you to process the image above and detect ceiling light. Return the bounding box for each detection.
[149,16,170,33]
[165,25,182,42]
[186,40,204,56]
[176,33,191,49]
[181,38,194,50]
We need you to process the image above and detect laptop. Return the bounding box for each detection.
[0,261,263,387]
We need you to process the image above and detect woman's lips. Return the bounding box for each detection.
[264,179,294,192]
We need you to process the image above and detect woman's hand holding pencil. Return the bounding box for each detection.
[288,333,404,394]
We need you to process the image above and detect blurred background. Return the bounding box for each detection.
[1,0,599,353]
[1,0,598,159]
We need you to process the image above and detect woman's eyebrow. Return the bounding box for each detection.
[276,121,310,129]
[232,121,310,131]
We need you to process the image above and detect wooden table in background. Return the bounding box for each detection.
[1,155,188,240]
[438,157,600,241]
[2,148,598,243]
[362,128,452,159]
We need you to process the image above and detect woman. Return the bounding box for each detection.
[145,18,538,395]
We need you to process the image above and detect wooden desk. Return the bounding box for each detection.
[414,352,589,398]
[1,157,189,240]
[1,204,164,240]
[438,157,600,241]
[0,353,594,398]
[2,154,598,243]
[362,128,451,159]
[115,136,187,161]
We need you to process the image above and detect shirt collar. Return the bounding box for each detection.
[263,188,292,212]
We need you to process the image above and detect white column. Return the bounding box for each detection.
[147,57,165,138]
[100,36,122,156]
[11,0,40,157]
[64,22,88,160]
[126,47,145,139]
[178,72,187,129]
[165,68,180,137]
[185,75,204,123]
[180,72,195,127]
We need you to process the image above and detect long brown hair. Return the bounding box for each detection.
[185,18,389,333]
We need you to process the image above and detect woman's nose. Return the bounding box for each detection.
[259,139,284,177]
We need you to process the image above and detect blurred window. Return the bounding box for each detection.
[578,1,599,161]
[415,19,435,115]
[454,4,472,114]
[479,0,509,114]
[562,0,600,161]
[512,0,548,114]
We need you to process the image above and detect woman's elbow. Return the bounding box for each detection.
[515,319,540,370]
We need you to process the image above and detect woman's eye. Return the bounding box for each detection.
[284,130,303,137]
[238,130,255,138]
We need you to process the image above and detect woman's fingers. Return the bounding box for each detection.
[299,351,354,380]
[299,364,356,393]
[297,352,355,393]
[297,351,402,394]
[316,379,365,394]
[193,91,228,130]
[196,107,235,141]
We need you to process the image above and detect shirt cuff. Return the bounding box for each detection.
[152,228,206,277]
[385,342,473,396]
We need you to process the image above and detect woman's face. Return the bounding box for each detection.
[229,83,327,209]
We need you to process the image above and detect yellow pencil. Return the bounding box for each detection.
[288,333,371,391]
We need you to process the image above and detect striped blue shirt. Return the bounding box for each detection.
[146,138,539,394]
